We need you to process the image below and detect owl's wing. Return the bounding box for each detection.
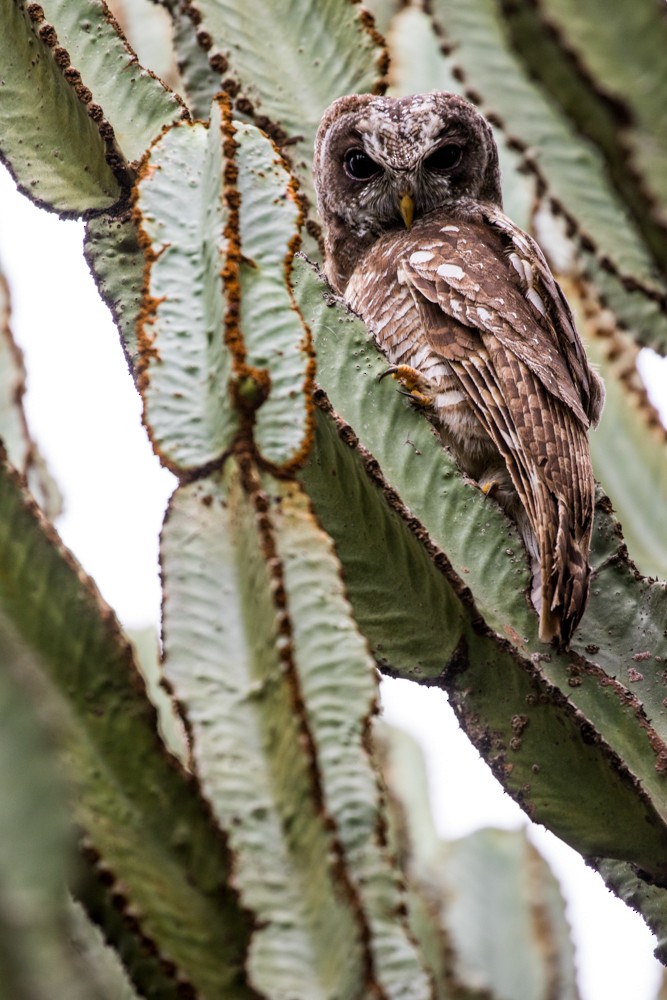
[386,214,599,642]
[400,210,604,429]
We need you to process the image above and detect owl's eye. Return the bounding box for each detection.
[343,148,381,181]
[424,143,463,171]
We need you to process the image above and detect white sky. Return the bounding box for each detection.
[0,161,664,1000]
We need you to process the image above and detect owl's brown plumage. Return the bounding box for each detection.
[313,92,604,645]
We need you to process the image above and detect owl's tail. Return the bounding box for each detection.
[520,494,592,646]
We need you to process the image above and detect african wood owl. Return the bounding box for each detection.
[313,92,605,646]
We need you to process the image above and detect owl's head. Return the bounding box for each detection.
[313,92,502,283]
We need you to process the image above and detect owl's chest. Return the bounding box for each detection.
[345,267,485,447]
[346,272,448,377]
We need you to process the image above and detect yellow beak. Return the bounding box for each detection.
[399,191,414,229]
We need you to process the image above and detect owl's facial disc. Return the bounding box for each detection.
[322,100,495,235]
[336,134,466,233]
[313,93,503,283]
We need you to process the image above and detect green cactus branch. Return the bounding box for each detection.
[560,274,667,579]
[1,0,122,213]
[498,0,667,281]
[1,0,667,991]
[0,454,258,996]
[0,610,112,1000]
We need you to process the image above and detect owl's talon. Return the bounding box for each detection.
[379,363,423,388]
[379,364,434,409]
[398,388,434,408]
[480,480,499,497]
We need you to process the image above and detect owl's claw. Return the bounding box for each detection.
[379,364,434,409]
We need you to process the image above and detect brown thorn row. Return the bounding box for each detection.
[570,275,667,444]
[357,3,391,93]
[217,93,317,476]
[218,92,244,377]
[130,123,171,404]
[217,94,276,464]
[79,839,200,1000]
[501,0,667,254]
[425,7,667,314]
[25,3,128,193]
[234,445,384,1000]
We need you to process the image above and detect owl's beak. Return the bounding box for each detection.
[399,191,414,228]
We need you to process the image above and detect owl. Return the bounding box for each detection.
[313,92,605,646]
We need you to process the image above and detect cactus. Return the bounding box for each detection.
[0,0,666,994]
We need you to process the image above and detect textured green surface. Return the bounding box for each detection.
[5,0,667,978]
[383,727,579,998]
[441,830,578,998]
[135,103,315,474]
[166,2,223,120]
[39,0,186,162]
[161,464,368,999]
[0,458,255,997]
[106,0,179,97]
[378,726,579,1000]
[0,614,108,1000]
[0,0,120,213]
[84,212,145,368]
[184,0,386,202]
[135,104,237,472]
[453,627,667,870]
[582,336,667,581]
[302,405,646,857]
[236,122,312,470]
[499,0,667,282]
[267,474,432,998]
[300,407,465,676]
[524,0,667,209]
[582,247,667,354]
[385,5,456,98]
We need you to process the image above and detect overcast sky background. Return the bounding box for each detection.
[1,160,666,999]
